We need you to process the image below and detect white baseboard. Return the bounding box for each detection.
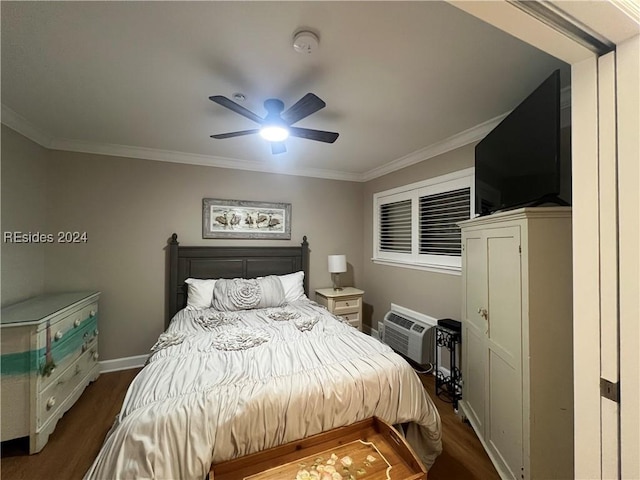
[362,325,380,340]
[99,354,148,373]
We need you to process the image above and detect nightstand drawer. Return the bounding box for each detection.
[333,297,361,314]
[341,311,360,328]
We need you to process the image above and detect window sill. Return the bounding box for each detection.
[371,258,461,276]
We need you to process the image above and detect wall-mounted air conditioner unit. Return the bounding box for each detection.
[381,304,436,365]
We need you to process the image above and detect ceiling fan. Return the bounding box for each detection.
[209,93,339,155]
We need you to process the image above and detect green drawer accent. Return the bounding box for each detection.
[41,316,98,373]
[1,315,98,377]
[0,349,43,376]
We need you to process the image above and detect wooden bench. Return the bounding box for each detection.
[211,417,427,480]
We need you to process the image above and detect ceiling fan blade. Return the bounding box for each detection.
[210,129,260,139]
[209,95,264,124]
[281,93,326,125]
[289,127,339,143]
[271,142,287,155]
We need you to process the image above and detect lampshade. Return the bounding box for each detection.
[328,254,347,274]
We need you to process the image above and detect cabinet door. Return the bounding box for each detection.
[461,231,487,432]
[485,226,523,479]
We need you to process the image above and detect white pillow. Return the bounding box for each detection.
[184,278,216,310]
[278,271,305,302]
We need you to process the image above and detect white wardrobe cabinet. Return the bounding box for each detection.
[459,207,573,480]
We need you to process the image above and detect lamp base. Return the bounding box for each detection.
[331,273,344,291]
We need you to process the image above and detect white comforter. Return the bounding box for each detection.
[85,299,442,479]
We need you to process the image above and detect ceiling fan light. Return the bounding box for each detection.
[260,125,289,142]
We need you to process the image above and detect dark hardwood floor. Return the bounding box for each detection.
[1,369,498,479]
[1,368,141,480]
[418,372,500,480]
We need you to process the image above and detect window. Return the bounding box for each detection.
[373,168,474,274]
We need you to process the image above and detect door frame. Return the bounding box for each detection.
[448,2,640,478]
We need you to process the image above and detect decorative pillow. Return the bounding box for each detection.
[278,271,305,302]
[184,278,217,310]
[212,276,285,311]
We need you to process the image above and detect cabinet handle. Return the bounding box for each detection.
[74,319,81,328]
[46,396,56,410]
[94,329,99,336]
[92,351,99,361]
[345,302,350,306]
[90,310,96,317]
[54,330,64,341]
[477,308,488,320]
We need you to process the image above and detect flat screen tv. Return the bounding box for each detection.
[475,69,566,216]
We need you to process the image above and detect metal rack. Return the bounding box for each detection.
[435,321,462,409]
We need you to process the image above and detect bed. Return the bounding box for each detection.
[85,235,442,479]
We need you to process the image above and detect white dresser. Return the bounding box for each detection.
[315,287,364,331]
[1,291,100,453]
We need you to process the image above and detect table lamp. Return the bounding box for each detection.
[328,254,347,291]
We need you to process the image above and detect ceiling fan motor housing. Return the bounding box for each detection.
[209,92,339,154]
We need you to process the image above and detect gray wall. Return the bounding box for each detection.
[1,126,49,305]
[361,143,476,331]
[2,123,475,360]
[1,127,364,360]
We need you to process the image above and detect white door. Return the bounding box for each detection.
[462,225,523,479]
[616,35,640,480]
[461,231,487,433]
[485,226,522,480]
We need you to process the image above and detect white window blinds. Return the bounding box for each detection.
[373,168,474,274]
[419,187,470,256]
[379,199,412,253]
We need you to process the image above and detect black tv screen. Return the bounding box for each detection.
[475,70,561,216]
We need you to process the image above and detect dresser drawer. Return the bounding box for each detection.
[37,302,98,347]
[332,296,361,314]
[37,346,99,430]
[38,317,98,392]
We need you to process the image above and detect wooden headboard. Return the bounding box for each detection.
[167,234,309,326]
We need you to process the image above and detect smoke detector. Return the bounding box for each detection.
[293,30,319,54]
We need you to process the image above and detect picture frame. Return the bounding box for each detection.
[202,198,292,239]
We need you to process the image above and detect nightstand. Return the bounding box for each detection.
[315,287,364,331]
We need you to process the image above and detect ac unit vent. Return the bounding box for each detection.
[381,309,435,365]
[386,312,415,330]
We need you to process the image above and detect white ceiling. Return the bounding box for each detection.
[1,1,568,181]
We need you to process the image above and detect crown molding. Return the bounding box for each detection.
[48,137,362,182]
[2,98,570,184]
[361,113,508,182]
[1,104,54,148]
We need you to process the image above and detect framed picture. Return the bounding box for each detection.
[202,198,292,239]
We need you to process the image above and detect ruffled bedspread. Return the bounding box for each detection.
[85,299,442,479]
